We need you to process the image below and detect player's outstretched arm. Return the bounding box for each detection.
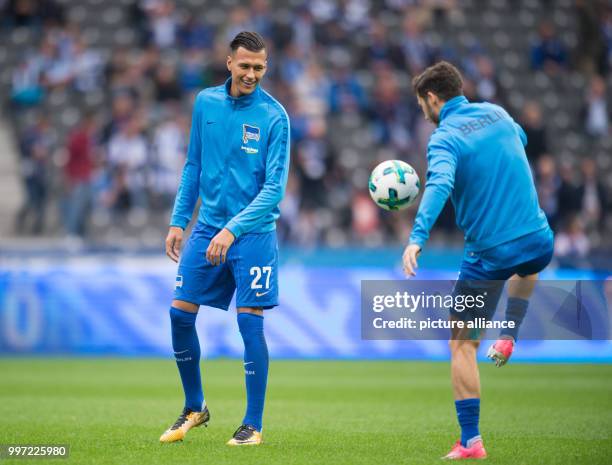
[406,133,457,277]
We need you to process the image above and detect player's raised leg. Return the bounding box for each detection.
[488,274,537,367]
[489,234,554,367]
[227,307,267,446]
[160,299,209,443]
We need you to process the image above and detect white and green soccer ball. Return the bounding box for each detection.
[368,160,421,211]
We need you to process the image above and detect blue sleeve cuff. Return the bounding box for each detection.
[224,221,242,239]
[408,236,425,249]
[169,216,189,230]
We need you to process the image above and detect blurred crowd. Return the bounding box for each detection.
[2,0,611,260]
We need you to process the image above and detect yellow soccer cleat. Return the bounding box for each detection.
[159,407,210,443]
[226,424,263,446]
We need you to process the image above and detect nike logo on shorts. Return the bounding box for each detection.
[255,290,270,297]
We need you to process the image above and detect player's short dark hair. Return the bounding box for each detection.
[412,61,463,101]
[230,31,266,54]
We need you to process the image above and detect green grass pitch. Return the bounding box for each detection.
[1,359,611,464]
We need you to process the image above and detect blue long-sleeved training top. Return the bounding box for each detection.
[409,95,549,253]
[170,78,290,238]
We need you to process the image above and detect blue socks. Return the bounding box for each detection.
[237,312,269,432]
[169,308,268,429]
[169,307,204,412]
[455,398,480,446]
[500,297,529,341]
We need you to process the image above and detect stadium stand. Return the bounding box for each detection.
[0,0,610,262]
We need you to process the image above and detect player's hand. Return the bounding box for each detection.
[165,227,184,263]
[403,244,421,277]
[206,228,235,266]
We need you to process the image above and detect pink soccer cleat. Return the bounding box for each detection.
[442,439,487,460]
[487,338,515,367]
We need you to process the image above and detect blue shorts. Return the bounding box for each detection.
[451,229,554,322]
[174,223,279,310]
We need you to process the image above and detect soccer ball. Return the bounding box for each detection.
[368,160,421,211]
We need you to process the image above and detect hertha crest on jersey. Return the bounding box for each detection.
[242,124,260,144]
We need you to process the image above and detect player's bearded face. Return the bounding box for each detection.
[227,47,267,96]
[418,94,440,125]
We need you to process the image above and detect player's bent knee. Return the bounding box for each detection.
[172,299,199,313]
[237,307,264,316]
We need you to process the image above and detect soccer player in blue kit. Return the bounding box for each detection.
[402,62,554,459]
[159,32,290,446]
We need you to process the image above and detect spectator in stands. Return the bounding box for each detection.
[105,48,130,85]
[138,45,161,83]
[143,0,179,49]
[154,62,182,103]
[583,75,610,137]
[554,215,590,259]
[316,16,352,50]
[601,6,612,76]
[102,92,136,143]
[400,14,432,74]
[352,191,380,240]
[71,38,104,93]
[11,52,45,107]
[101,164,132,215]
[39,36,72,89]
[220,6,253,44]
[359,18,405,70]
[556,161,583,229]
[293,59,330,120]
[107,116,148,209]
[575,0,607,75]
[278,43,308,84]
[178,15,214,50]
[178,48,205,95]
[472,54,505,104]
[337,0,369,34]
[207,41,234,85]
[150,110,186,209]
[535,154,560,230]
[460,76,478,102]
[15,115,55,234]
[250,0,274,40]
[294,118,332,208]
[328,65,367,114]
[51,22,78,60]
[520,102,548,165]
[3,0,39,28]
[579,158,607,232]
[531,21,568,74]
[368,65,412,151]
[277,170,301,243]
[38,0,64,26]
[2,0,63,28]
[294,208,323,247]
[63,112,98,236]
[423,0,459,28]
[292,6,315,56]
